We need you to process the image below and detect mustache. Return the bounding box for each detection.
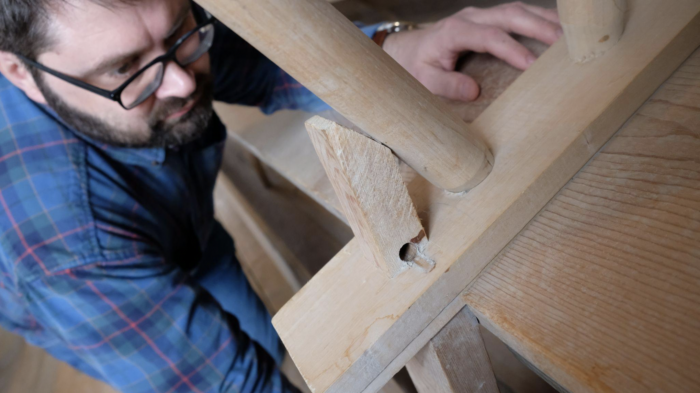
[148,74,213,128]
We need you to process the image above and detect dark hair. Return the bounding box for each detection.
[0,0,135,59]
[0,0,54,58]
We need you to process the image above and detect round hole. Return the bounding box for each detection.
[399,243,418,262]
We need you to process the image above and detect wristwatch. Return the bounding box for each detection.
[372,21,418,47]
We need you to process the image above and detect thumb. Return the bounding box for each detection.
[420,68,480,102]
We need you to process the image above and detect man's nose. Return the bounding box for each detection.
[155,62,196,100]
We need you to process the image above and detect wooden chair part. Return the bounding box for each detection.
[558,0,627,62]
[306,116,433,277]
[196,0,493,192]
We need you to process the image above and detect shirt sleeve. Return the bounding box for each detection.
[209,18,382,114]
[22,252,300,393]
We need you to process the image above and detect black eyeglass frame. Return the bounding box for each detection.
[16,16,217,110]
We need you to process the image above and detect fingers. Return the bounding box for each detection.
[403,1,563,100]
[479,28,537,70]
[444,21,537,70]
[460,2,562,45]
[520,4,560,24]
[420,68,480,102]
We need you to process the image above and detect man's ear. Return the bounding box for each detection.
[0,52,48,105]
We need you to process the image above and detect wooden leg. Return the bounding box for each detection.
[406,307,498,393]
[557,0,627,62]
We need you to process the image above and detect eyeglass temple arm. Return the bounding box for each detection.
[15,54,116,99]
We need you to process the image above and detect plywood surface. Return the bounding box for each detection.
[465,48,700,393]
[272,2,700,392]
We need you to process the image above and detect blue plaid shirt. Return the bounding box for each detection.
[0,8,378,393]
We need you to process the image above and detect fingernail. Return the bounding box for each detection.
[526,54,537,66]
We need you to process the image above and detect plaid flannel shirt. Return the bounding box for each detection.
[0,6,379,392]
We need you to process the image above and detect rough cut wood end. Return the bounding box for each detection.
[305,116,432,278]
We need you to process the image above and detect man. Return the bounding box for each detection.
[0,0,560,391]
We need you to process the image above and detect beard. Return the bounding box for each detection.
[36,73,214,148]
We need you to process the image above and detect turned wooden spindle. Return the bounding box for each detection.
[197,0,493,192]
[557,0,627,63]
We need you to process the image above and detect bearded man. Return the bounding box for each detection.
[0,1,560,391]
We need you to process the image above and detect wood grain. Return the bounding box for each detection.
[273,2,700,392]
[306,117,430,277]
[465,48,700,393]
[197,0,494,192]
[406,307,498,393]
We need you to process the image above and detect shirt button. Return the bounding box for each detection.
[152,161,160,167]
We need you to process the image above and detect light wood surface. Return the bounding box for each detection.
[196,0,494,192]
[558,0,627,62]
[272,2,700,392]
[306,117,430,277]
[406,307,498,393]
[465,48,700,393]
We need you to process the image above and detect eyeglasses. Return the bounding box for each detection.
[17,16,216,110]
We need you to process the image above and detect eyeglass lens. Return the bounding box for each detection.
[122,23,215,109]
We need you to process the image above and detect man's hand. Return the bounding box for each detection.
[382,2,562,102]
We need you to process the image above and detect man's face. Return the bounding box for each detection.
[35,0,213,147]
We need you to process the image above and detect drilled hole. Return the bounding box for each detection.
[399,243,418,262]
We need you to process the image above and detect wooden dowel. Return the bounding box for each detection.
[197,0,493,192]
[557,0,627,63]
